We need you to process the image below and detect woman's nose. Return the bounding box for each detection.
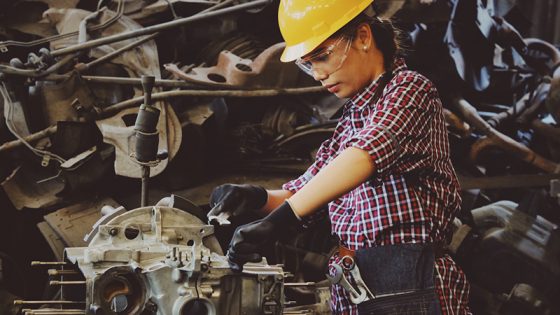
[312,69,327,81]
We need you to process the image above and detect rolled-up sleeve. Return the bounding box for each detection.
[344,74,435,177]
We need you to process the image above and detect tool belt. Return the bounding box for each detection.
[329,243,444,314]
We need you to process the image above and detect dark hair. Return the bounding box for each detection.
[333,13,404,72]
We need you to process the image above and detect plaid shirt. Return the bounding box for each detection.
[283,59,471,314]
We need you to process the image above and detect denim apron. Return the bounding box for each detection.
[354,243,442,315]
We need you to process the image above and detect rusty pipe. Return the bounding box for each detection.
[0,125,57,153]
[443,108,471,138]
[51,0,271,57]
[99,86,326,117]
[43,74,199,88]
[453,97,560,173]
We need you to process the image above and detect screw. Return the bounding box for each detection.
[109,228,119,236]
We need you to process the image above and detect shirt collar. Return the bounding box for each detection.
[346,58,408,110]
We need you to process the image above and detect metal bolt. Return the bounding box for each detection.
[145,300,158,313]
[201,263,209,272]
[109,228,119,236]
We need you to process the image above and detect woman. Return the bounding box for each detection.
[208,0,471,314]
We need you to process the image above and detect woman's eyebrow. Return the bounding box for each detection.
[303,45,328,59]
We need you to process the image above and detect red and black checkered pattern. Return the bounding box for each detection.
[283,59,471,314]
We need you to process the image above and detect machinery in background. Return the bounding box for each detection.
[1,1,560,314]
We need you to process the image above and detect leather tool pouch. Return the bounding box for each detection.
[354,243,442,315]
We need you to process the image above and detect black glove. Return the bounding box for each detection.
[208,184,268,218]
[227,201,300,271]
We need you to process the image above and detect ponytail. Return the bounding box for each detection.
[334,12,404,72]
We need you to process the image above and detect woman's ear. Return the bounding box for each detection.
[356,23,373,51]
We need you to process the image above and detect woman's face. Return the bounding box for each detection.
[296,24,385,98]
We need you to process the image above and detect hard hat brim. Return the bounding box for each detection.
[278,0,374,63]
[280,36,328,62]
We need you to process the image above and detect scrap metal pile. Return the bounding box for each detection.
[0,0,559,314]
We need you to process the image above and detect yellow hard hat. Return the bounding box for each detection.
[278,0,374,62]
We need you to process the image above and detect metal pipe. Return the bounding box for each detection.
[49,281,86,285]
[452,97,560,173]
[31,261,67,266]
[284,282,316,287]
[0,125,57,153]
[443,108,471,138]
[99,86,326,116]
[51,0,271,57]
[43,74,199,88]
[14,300,84,305]
[141,166,149,207]
[23,310,85,315]
[47,269,79,276]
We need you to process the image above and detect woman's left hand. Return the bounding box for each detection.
[227,201,301,271]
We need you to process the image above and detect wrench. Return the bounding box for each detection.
[348,264,375,303]
[326,263,367,302]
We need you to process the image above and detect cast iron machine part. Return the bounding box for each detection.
[133,75,168,207]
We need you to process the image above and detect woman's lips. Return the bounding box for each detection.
[326,83,340,93]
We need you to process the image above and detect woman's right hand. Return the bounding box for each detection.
[207,184,268,219]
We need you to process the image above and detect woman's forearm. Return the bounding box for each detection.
[260,189,294,214]
[288,147,376,217]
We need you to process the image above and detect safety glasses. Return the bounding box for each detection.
[295,36,353,77]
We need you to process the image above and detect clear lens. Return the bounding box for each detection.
[295,36,352,77]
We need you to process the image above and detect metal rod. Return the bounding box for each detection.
[51,0,271,57]
[47,269,79,276]
[0,126,57,153]
[199,0,235,14]
[141,166,150,207]
[100,86,327,116]
[43,74,199,88]
[283,282,316,287]
[14,300,85,305]
[23,310,85,315]
[31,261,67,266]
[49,280,86,285]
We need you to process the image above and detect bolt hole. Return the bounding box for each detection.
[187,240,194,246]
[235,63,252,72]
[207,73,226,83]
[124,227,140,240]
